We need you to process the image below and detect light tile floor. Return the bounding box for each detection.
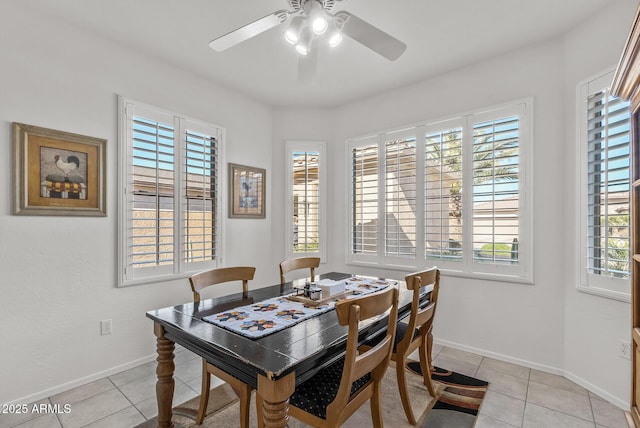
[0,345,629,428]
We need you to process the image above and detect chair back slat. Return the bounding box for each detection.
[279,257,320,284]
[351,334,393,382]
[414,301,436,329]
[189,266,256,302]
[334,287,396,326]
[405,267,438,291]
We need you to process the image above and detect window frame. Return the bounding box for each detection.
[285,140,327,261]
[346,99,533,283]
[577,70,631,302]
[118,97,225,287]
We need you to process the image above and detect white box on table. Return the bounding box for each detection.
[317,279,346,297]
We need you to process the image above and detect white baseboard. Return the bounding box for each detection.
[6,354,157,406]
[435,338,629,411]
[563,370,629,410]
[434,338,564,375]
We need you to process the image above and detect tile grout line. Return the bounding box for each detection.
[51,397,64,428]
[524,392,599,426]
[474,356,483,378]
[520,367,531,428]
[107,376,149,422]
[587,394,598,428]
[74,377,136,428]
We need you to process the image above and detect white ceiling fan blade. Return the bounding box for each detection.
[298,41,318,84]
[336,11,406,61]
[209,10,289,52]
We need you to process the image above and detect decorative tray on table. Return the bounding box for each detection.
[287,279,353,306]
[286,289,355,306]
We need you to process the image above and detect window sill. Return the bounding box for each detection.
[576,284,630,303]
[346,260,534,285]
[119,273,191,288]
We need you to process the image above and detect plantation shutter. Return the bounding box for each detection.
[292,151,320,253]
[130,116,175,269]
[384,135,417,257]
[472,116,520,265]
[425,126,463,261]
[352,143,379,255]
[183,129,217,263]
[586,91,630,278]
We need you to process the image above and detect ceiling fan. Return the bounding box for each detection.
[208,0,407,83]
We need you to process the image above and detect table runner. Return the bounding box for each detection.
[202,277,393,339]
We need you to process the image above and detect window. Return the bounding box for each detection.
[579,72,631,298]
[352,138,379,256]
[425,125,463,261]
[285,141,326,260]
[348,100,532,281]
[119,97,223,286]
[385,132,417,259]
[472,115,521,266]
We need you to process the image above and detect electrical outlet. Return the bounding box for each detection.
[100,319,112,336]
[620,340,631,360]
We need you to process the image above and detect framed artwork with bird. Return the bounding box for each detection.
[13,122,106,216]
[228,163,266,219]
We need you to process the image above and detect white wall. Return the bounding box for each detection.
[276,0,638,408]
[0,3,274,404]
[562,0,637,407]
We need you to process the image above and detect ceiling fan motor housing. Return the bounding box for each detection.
[289,0,339,13]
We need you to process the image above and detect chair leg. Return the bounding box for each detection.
[419,335,437,397]
[195,359,210,425]
[370,381,384,428]
[396,354,417,425]
[256,392,264,428]
[427,328,434,372]
[237,384,252,428]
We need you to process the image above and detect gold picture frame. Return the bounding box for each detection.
[13,122,106,216]
[228,163,266,219]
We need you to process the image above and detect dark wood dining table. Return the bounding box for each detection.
[146,272,416,428]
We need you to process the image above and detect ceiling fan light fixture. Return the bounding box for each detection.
[305,0,328,35]
[328,31,342,47]
[284,15,304,44]
[311,16,328,35]
[295,44,309,55]
[327,20,342,47]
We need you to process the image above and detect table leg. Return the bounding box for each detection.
[257,372,295,428]
[154,323,175,428]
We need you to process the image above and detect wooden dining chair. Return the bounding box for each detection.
[188,266,262,427]
[287,286,399,428]
[279,256,321,284]
[394,267,441,425]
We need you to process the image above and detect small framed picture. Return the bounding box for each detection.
[13,122,106,216]
[228,163,266,219]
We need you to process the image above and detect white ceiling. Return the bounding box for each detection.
[26,0,619,107]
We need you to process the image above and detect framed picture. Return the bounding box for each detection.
[13,122,107,216]
[228,163,266,219]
